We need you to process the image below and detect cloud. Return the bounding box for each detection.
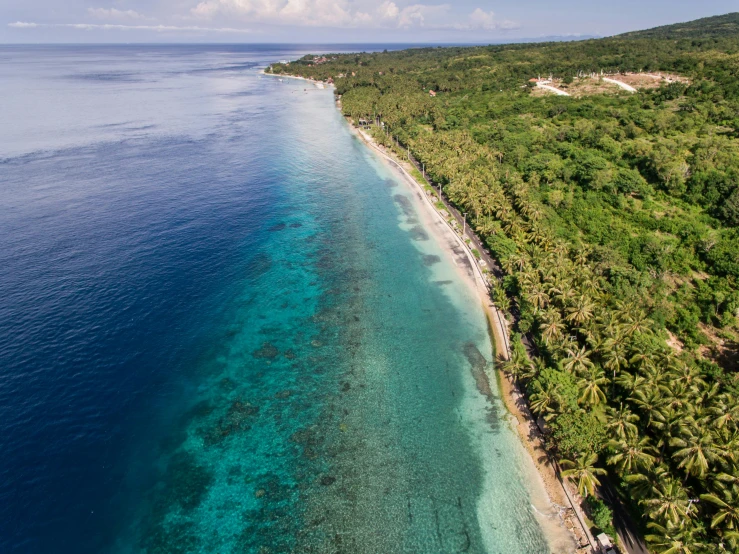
[9,2,519,35]
[8,21,254,33]
[419,8,519,31]
[377,1,399,20]
[187,1,520,32]
[87,8,147,20]
[467,8,518,31]
[190,0,360,27]
[189,0,463,29]
[393,3,449,28]
[468,8,498,30]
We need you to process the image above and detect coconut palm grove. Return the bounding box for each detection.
[271,13,739,553]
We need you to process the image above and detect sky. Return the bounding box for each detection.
[1,0,737,43]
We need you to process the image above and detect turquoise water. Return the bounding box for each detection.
[0,46,560,553]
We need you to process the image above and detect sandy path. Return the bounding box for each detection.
[602,78,637,93]
[537,83,570,96]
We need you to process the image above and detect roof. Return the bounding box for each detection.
[596,533,613,547]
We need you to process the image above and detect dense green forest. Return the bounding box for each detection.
[621,12,739,39]
[272,14,739,553]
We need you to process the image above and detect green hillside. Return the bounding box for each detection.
[619,12,739,39]
[274,13,739,554]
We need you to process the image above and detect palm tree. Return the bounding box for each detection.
[643,477,691,525]
[607,434,657,473]
[602,336,628,376]
[632,387,667,431]
[577,319,601,347]
[623,471,653,500]
[529,226,551,248]
[718,532,739,552]
[712,393,739,430]
[622,308,654,337]
[715,471,739,487]
[714,427,739,463]
[478,217,500,237]
[654,407,692,456]
[640,363,667,386]
[491,285,511,314]
[613,300,638,325]
[530,386,557,420]
[645,521,703,554]
[578,366,608,406]
[701,486,739,543]
[552,283,577,308]
[580,275,603,298]
[551,240,570,258]
[607,403,640,440]
[529,357,548,381]
[615,372,648,397]
[573,247,590,267]
[560,452,607,498]
[629,347,656,373]
[500,349,532,385]
[518,268,539,289]
[670,429,725,479]
[566,295,595,325]
[527,285,550,311]
[508,252,528,272]
[540,310,565,346]
[659,381,695,414]
[668,363,707,394]
[528,204,544,223]
[562,345,594,375]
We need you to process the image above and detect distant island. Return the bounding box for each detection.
[272,13,739,554]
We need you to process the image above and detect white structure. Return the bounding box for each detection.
[596,533,616,554]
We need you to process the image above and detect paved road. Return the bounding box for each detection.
[601,483,650,554]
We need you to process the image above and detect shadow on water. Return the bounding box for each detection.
[245,252,273,281]
[422,254,441,266]
[408,225,430,241]
[463,342,502,433]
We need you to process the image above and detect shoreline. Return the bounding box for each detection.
[345,121,590,553]
[260,68,329,88]
[269,65,593,550]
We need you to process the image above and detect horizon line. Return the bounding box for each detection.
[0,36,601,47]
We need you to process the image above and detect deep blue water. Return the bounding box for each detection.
[0,45,563,553]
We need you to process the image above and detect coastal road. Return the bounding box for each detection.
[601,483,650,554]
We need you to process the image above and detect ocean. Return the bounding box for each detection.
[0,45,558,553]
